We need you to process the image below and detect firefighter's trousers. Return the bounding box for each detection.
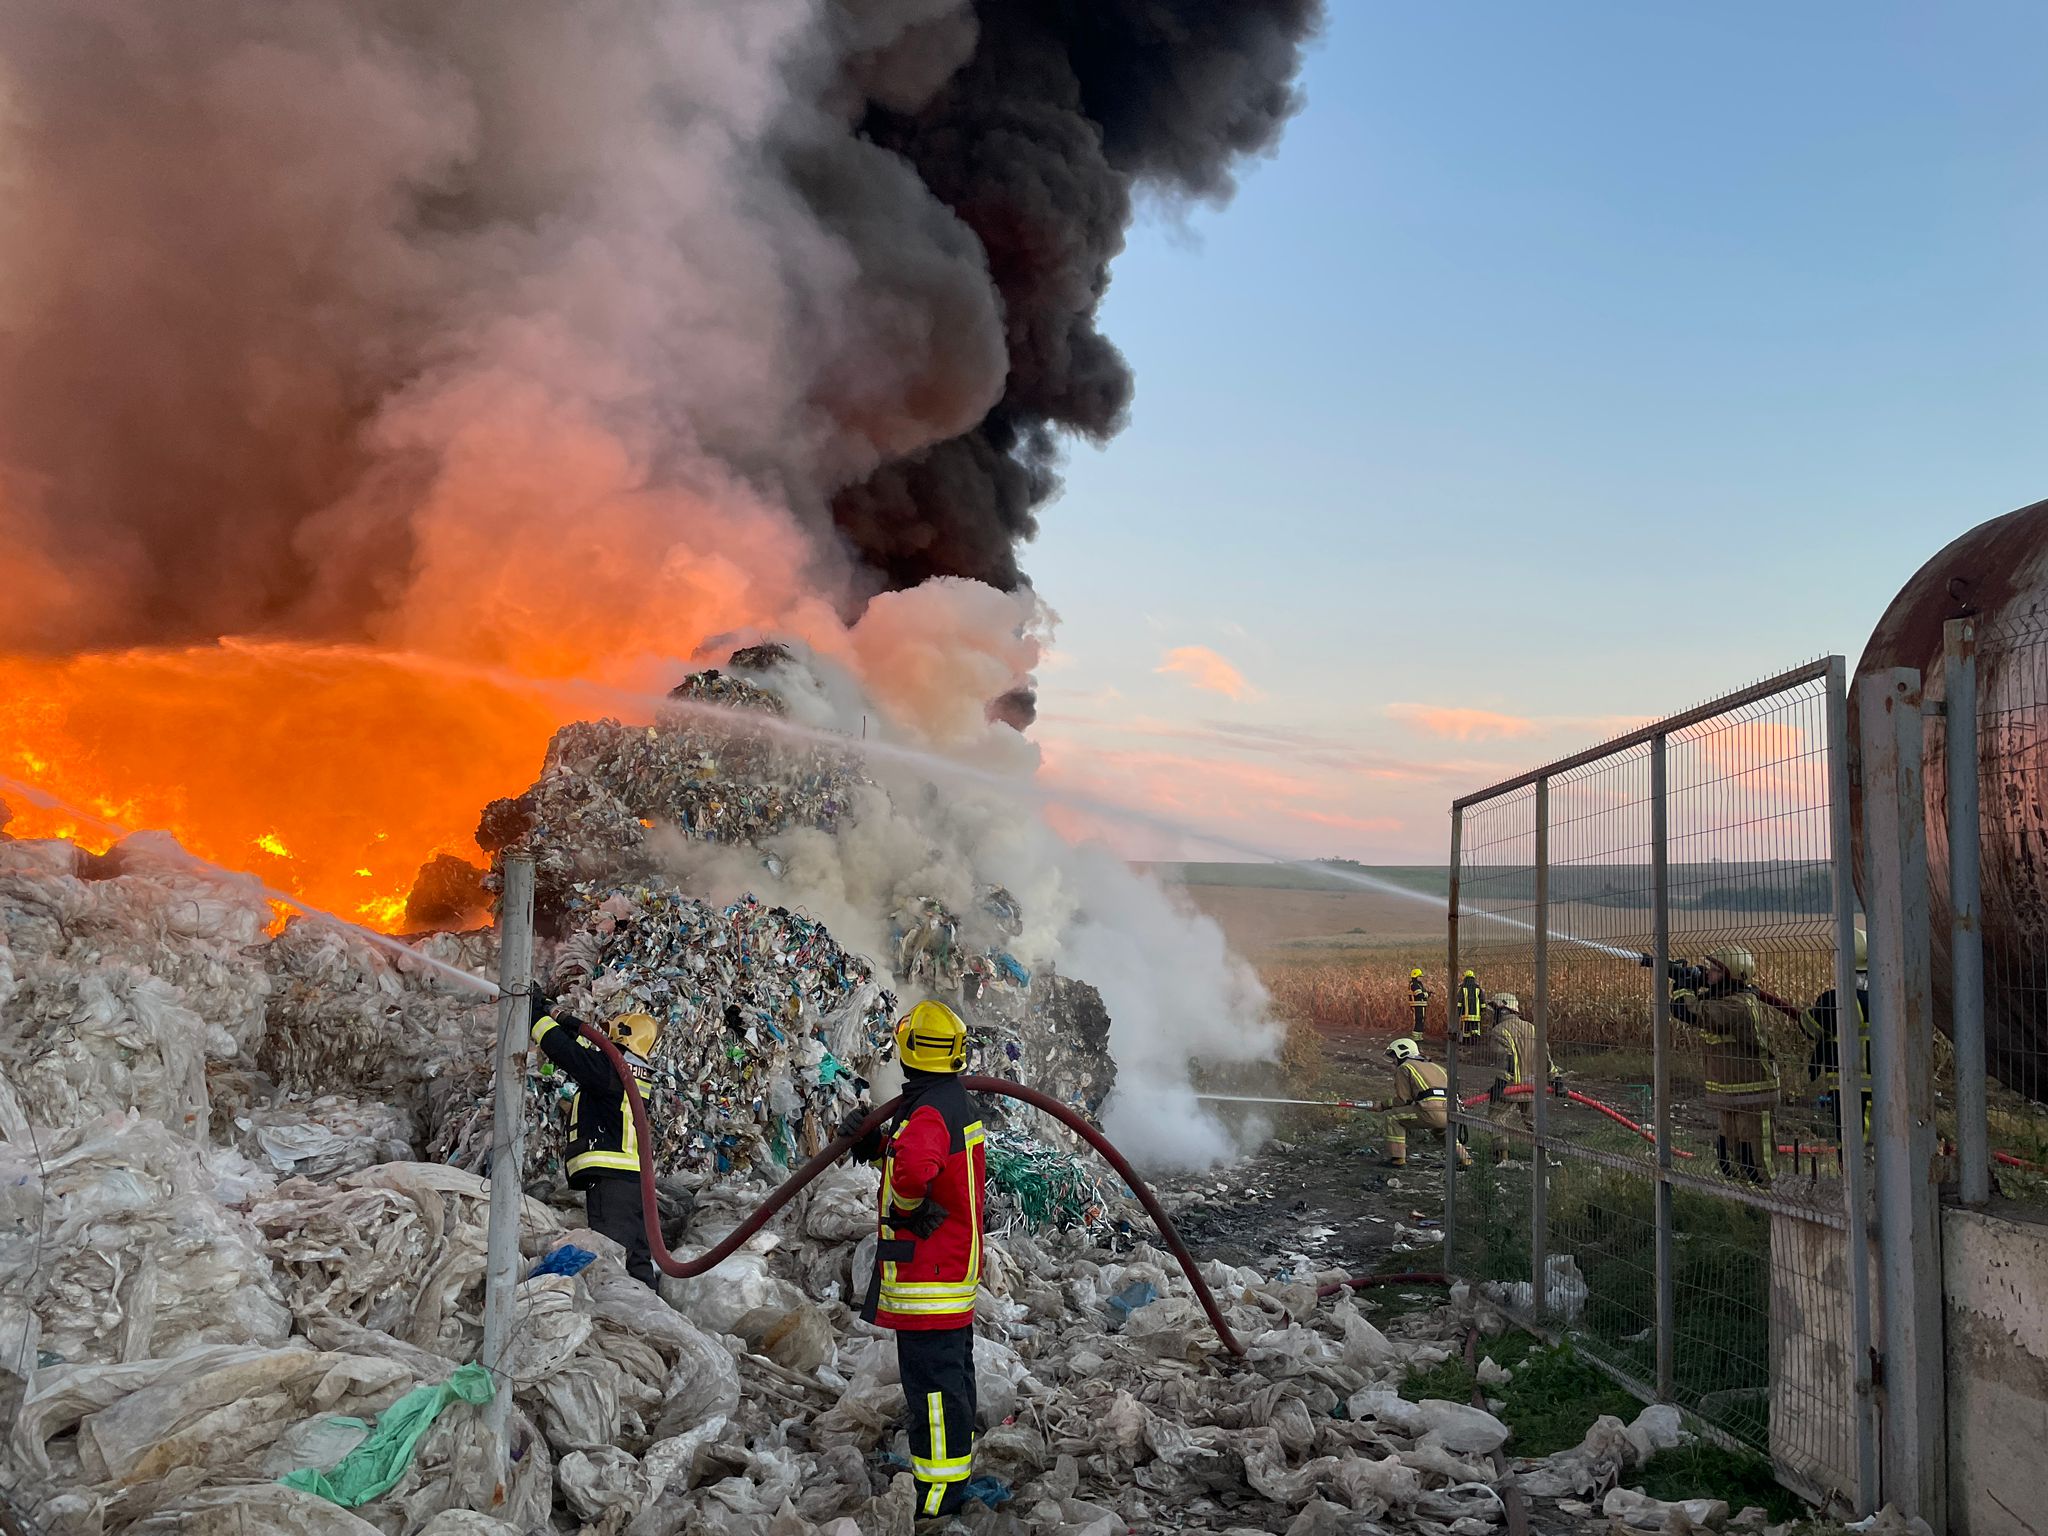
[1713,1106,1775,1186]
[1384,1098,1467,1167]
[897,1325,977,1518]
[585,1175,657,1288]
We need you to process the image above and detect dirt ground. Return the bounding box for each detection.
[1164,1034,1455,1279]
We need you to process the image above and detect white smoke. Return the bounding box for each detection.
[655,649,1280,1169]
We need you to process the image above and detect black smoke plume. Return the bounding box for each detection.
[0,0,1322,670]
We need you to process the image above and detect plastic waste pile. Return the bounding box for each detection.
[0,813,1754,1536]
[476,678,860,931]
[432,881,896,1185]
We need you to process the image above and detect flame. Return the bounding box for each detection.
[0,641,613,928]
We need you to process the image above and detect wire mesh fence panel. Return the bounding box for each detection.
[1447,787,1537,1291]
[1958,613,2048,1196]
[1662,677,1844,1201]
[1541,745,1657,1163]
[1446,660,1869,1511]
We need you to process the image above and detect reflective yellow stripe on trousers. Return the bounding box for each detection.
[917,1390,973,1515]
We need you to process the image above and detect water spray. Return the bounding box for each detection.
[336,645,1639,963]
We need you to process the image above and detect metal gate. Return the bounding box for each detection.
[1442,658,1877,1511]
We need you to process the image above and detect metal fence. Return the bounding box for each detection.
[1934,614,2048,1202]
[1443,658,1876,1512]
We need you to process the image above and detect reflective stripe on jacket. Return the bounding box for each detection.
[1671,988,1779,1109]
[1802,984,1871,1090]
[531,1013,655,1188]
[1490,1014,1552,1086]
[1457,980,1485,1025]
[873,1076,988,1331]
[1395,1058,1449,1106]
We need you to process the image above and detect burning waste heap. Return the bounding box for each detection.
[0,657,1718,1536]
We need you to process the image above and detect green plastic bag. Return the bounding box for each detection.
[279,1363,495,1508]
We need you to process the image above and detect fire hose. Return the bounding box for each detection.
[570,1021,1254,1356]
[1461,1083,1938,1166]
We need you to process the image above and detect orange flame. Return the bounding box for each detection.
[0,641,615,928]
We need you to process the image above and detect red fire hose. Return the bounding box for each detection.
[1459,1082,1701,1159]
[1455,1082,1998,1167]
[570,1022,1250,1356]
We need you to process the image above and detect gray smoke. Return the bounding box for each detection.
[0,0,1321,656]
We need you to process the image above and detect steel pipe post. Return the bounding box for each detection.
[1446,807,1465,1247]
[1531,777,1550,1316]
[1859,671,1946,1531]
[481,856,535,1488]
[1944,620,1989,1208]
[1827,657,1879,1513]
[1650,734,1675,1401]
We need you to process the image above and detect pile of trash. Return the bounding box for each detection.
[433,881,897,1185]
[476,685,860,931]
[1,818,1812,1536]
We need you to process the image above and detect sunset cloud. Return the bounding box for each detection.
[1156,646,1255,701]
[1385,702,1540,742]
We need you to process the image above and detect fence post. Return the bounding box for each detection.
[1650,734,1675,1401]
[1944,620,1989,1208]
[1446,807,1464,1245]
[481,855,535,1490]
[1827,658,1879,1514]
[1531,776,1550,1315]
[1858,671,1947,1532]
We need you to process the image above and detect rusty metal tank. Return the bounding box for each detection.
[1854,496,2048,1099]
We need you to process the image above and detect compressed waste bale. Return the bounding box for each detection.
[0,1113,292,1368]
[237,1097,415,1181]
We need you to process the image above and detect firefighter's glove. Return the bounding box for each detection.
[1487,1078,1507,1106]
[894,1199,947,1240]
[1637,951,1656,969]
[528,981,556,1020]
[1550,1074,1567,1098]
[838,1108,883,1163]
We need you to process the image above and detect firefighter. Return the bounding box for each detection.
[1483,992,1556,1163]
[1456,969,1486,1043]
[1381,1037,1472,1170]
[1801,927,1871,1144]
[1408,968,1430,1041]
[1666,946,1780,1184]
[839,1001,987,1520]
[528,988,663,1288]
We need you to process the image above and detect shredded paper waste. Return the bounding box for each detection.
[0,654,1726,1536]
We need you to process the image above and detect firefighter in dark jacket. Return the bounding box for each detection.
[1408,969,1430,1041]
[1800,927,1871,1144]
[1456,970,1486,1043]
[529,989,663,1288]
[840,1000,987,1520]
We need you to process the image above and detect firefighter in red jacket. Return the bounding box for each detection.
[839,1000,987,1520]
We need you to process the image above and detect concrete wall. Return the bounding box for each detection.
[1769,1210,1873,1513]
[1943,1206,2048,1536]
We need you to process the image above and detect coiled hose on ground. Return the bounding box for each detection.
[569,1022,1456,1358]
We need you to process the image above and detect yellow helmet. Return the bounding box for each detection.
[1491,992,1520,1014]
[894,1000,967,1074]
[1703,946,1757,987]
[1410,968,1424,979]
[608,1011,661,1058]
[1385,1037,1421,1063]
[1463,969,1475,979]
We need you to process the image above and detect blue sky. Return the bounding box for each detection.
[1029,0,2048,863]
